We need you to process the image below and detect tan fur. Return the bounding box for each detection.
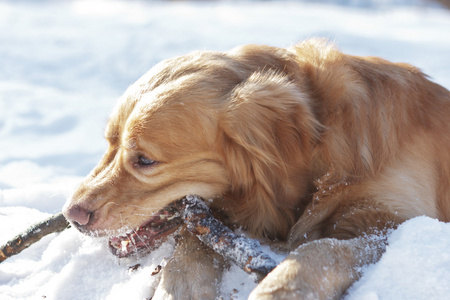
[63,39,450,299]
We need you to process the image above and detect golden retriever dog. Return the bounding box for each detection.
[63,39,450,299]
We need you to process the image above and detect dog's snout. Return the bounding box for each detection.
[64,205,92,226]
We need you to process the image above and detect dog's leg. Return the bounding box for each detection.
[250,201,402,300]
[249,235,386,300]
[153,228,225,300]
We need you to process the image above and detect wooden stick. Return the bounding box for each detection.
[179,196,278,279]
[0,212,70,263]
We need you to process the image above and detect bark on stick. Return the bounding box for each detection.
[0,212,70,263]
[179,195,278,279]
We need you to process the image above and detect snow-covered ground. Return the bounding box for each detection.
[0,1,449,299]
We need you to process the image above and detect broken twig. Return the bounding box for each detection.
[0,212,70,263]
[179,195,278,279]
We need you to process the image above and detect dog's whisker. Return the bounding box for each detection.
[125,204,161,210]
[111,144,122,152]
[131,213,161,217]
[125,219,152,253]
[119,212,125,232]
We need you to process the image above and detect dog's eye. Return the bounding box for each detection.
[137,155,156,167]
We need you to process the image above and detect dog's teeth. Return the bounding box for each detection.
[121,240,130,251]
[166,213,180,221]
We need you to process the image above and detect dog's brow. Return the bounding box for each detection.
[105,134,120,147]
[124,139,137,149]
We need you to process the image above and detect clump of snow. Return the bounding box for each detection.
[345,216,450,300]
[0,0,449,299]
[0,222,175,300]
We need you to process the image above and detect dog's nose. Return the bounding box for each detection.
[64,205,92,226]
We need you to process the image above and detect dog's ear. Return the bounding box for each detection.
[219,70,320,240]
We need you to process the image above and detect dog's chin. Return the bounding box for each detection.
[108,203,183,258]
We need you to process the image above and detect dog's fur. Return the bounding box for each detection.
[63,39,450,299]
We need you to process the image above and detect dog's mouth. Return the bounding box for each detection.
[108,204,183,258]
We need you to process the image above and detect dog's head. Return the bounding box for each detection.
[63,44,320,255]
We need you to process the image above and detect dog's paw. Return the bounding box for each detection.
[152,256,218,300]
[152,230,224,300]
[249,237,385,300]
[248,256,317,300]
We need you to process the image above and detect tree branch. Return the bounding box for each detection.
[0,212,70,263]
[180,196,277,279]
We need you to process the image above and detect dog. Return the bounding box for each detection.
[63,39,450,299]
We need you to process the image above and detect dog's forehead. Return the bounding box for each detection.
[127,85,218,145]
[118,52,245,121]
[109,77,228,153]
[143,50,244,92]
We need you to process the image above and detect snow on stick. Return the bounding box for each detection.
[179,195,278,279]
[0,212,70,263]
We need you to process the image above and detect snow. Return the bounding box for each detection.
[346,217,450,300]
[0,0,449,299]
